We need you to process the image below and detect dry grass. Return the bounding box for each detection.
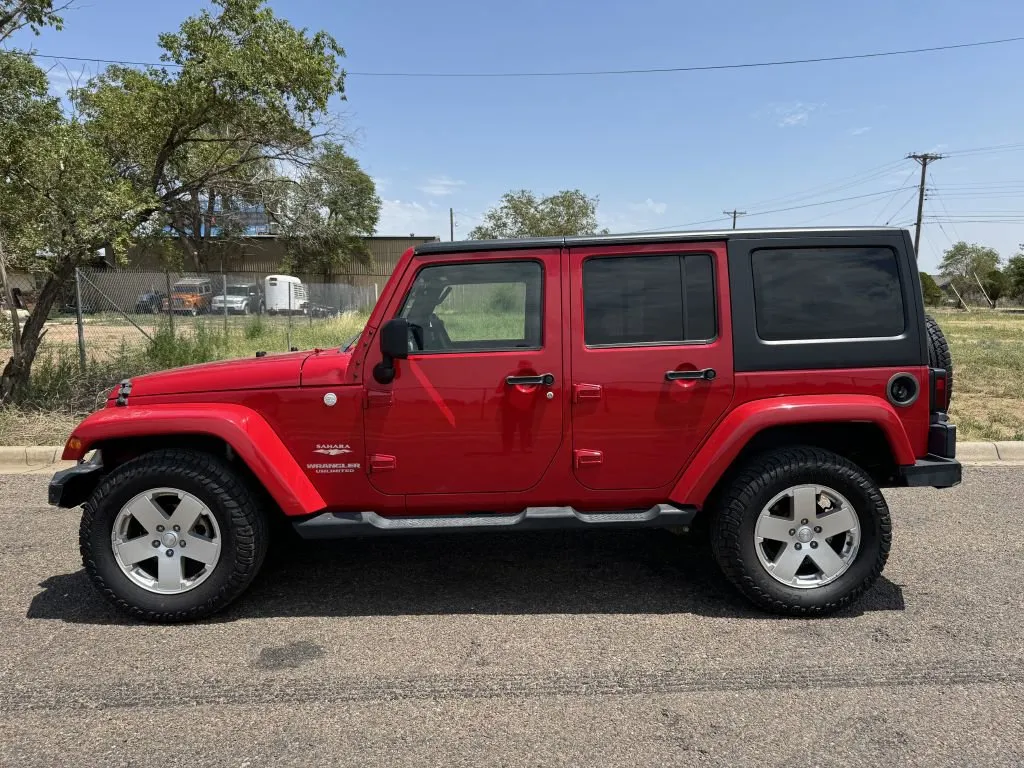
[0,408,80,447]
[0,310,1020,446]
[932,310,1024,441]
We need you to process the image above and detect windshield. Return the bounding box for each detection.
[227,286,250,296]
[173,286,200,294]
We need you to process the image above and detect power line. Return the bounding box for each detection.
[643,187,917,232]
[874,167,919,224]
[14,34,1024,78]
[884,191,919,226]
[723,209,746,229]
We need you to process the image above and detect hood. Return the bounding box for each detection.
[123,351,314,399]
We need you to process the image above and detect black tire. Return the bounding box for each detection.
[80,449,269,622]
[242,301,250,316]
[710,445,891,616]
[925,313,953,403]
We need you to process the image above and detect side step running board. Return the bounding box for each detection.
[293,504,697,539]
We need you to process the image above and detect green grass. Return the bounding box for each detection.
[931,309,1024,441]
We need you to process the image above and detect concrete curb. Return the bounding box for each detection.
[0,442,1023,473]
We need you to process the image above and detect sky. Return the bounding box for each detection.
[10,0,1024,272]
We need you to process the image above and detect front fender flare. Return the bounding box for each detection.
[669,395,915,509]
[63,404,326,517]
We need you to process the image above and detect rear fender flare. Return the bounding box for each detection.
[669,395,915,508]
[63,404,325,517]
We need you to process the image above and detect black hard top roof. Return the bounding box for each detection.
[415,226,907,255]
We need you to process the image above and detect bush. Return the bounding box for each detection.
[489,286,519,313]
[243,315,267,340]
[920,272,944,307]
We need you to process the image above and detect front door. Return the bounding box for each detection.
[569,242,734,491]
[363,249,564,496]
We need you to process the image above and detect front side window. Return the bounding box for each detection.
[400,261,543,352]
[583,253,716,346]
[751,247,904,341]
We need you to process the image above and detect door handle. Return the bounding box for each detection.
[506,373,555,386]
[665,368,717,382]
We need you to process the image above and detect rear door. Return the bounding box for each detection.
[569,242,734,490]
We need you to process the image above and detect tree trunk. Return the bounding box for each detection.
[0,257,76,404]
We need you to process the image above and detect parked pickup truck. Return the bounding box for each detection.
[50,227,959,622]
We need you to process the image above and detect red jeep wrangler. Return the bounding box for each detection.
[50,227,959,621]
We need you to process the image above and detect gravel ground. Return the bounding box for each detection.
[1,468,1022,767]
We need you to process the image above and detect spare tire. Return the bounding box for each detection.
[925,314,953,403]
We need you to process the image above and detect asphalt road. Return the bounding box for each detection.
[1,468,1022,767]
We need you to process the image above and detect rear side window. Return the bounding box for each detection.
[583,253,716,346]
[751,247,904,341]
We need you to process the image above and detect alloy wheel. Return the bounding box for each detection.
[753,484,860,589]
[110,488,223,595]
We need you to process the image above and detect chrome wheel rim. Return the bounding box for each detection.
[110,488,222,595]
[754,484,860,589]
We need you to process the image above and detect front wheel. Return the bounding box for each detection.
[80,449,269,622]
[710,446,891,616]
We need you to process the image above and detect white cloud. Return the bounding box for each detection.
[765,101,822,128]
[628,198,667,216]
[850,126,872,136]
[418,176,466,196]
[377,199,446,237]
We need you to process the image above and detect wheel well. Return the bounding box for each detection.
[704,422,898,511]
[91,434,281,516]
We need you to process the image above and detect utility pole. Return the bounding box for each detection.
[450,207,455,241]
[907,153,944,255]
[723,209,746,229]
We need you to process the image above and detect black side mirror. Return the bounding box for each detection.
[373,318,410,384]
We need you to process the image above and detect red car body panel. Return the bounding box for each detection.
[62,403,326,516]
[668,394,917,508]
[126,351,311,398]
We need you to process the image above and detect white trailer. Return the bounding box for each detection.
[264,275,308,315]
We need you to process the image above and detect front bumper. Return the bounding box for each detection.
[896,454,962,488]
[48,456,104,508]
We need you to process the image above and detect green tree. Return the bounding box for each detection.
[939,240,1000,286]
[982,269,1007,307]
[469,189,608,239]
[1,0,64,42]
[919,272,943,307]
[76,0,348,271]
[271,141,381,280]
[1005,252,1024,301]
[0,52,145,402]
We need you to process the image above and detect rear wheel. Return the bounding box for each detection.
[711,446,891,615]
[80,449,269,622]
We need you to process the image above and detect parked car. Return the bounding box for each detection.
[211,283,263,315]
[264,274,308,315]
[51,227,959,622]
[161,278,213,316]
[134,290,167,315]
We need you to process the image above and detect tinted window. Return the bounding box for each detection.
[583,253,716,346]
[400,261,542,352]
[751,247,904,341]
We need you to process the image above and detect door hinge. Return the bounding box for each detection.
[573,449,604,468]
[364,389,394,408]
[369,454,397,473]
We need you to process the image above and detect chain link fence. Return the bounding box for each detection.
[2,268,380,371]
